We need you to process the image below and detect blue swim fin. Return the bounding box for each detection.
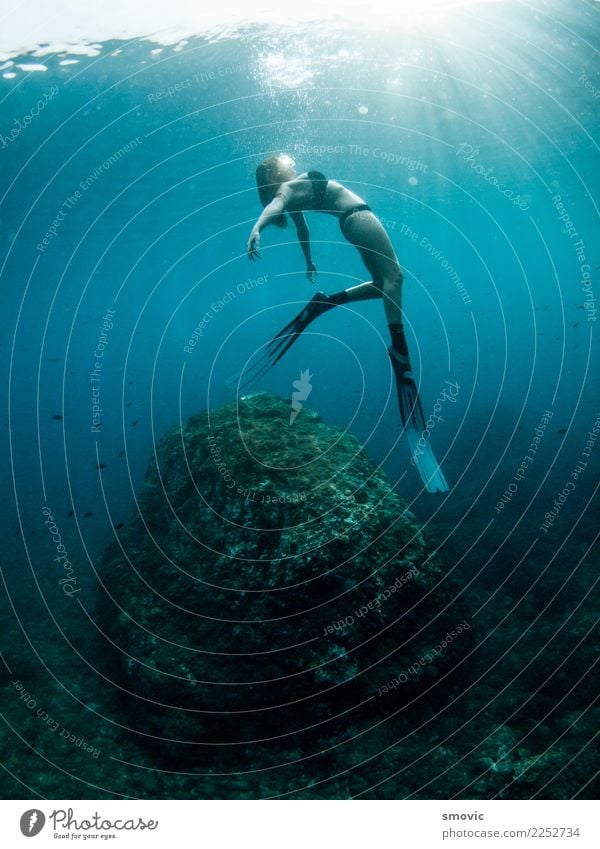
[389,347,449,494]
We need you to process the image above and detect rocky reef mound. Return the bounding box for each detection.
[100,393,471,767]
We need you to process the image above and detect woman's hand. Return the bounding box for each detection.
[247,230,260,261]
[306,261,318,283]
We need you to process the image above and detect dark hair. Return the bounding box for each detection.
[255,155,290,229]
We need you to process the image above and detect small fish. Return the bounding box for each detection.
[67,510,74,518]
[132,420,138,427]
[52,414,63,421]
[573,322,579,328]
[126,401,132,407]
[557,428,567,434]
[118,450,125,457]
[15,526,21,537]
[83,511,93,518]
[115,522,125,529]
[96,463,107,469]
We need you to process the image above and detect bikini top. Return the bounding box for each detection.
[306,170,328,210]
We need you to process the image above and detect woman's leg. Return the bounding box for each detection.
[343,281,382,302]
[342,212,448,491]
[282,214,403,334]
[246,211,403,378]
[341,211,412,371]
[340,211,404,321]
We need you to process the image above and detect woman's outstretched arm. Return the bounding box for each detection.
[247,196,285,261]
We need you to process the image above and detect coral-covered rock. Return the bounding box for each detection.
[100,393,471,765]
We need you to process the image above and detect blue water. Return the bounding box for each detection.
[0,0,598,799]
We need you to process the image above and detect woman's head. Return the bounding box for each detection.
[255,154,296,228]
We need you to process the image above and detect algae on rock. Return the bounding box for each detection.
[101,393,470,765]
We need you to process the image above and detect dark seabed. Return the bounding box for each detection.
[0,0,598,799]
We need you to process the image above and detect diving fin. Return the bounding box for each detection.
[389,347,449,494]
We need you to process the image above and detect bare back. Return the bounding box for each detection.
[276,174,367,217]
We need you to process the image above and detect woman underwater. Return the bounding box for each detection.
[245,153,448,493]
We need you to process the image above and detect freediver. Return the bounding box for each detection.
[245,153,448,493]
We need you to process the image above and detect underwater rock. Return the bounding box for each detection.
[100,393,471,766]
